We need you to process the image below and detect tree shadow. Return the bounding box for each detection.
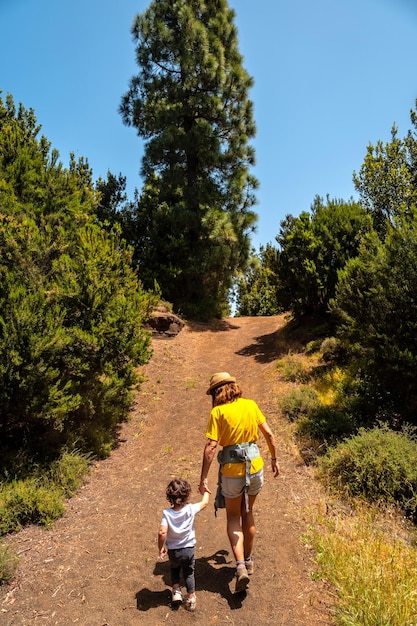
[135,549,247,612]
[235,328,288,364]
[235,315,333,364]
[186,319,241,333]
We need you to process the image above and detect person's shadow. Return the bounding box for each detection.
[135,549,247,612]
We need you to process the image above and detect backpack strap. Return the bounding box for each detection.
[217,442,260,513]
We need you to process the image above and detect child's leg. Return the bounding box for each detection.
[171,566,181,589]
[181,548,196,596]
[168,550,181,589]
[181,548,197,612]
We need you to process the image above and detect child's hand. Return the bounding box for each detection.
[159,546,167,560]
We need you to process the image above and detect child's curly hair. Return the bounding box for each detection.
[166,478,191,507]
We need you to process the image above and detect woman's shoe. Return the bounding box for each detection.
[235,564,250,592]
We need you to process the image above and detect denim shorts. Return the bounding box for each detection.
[221,469,264,498]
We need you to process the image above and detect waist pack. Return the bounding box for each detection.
[217,442,260,465]
[214,442,260,516]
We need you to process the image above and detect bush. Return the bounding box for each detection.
[0,450,91,536]
[318,425,417,519]
[49,451,90,497]
[0,543,18,583]
[305,339,322,355]
[320,336,340,362]
[0,96,156,460]
[297,405,356,443]
[276,354,311,383]
[0,478,65,535]
[279,386,319,421]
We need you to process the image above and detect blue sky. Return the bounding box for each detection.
[1,0,416,250]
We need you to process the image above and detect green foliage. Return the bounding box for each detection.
[319,336,342,362]
[309,505,417,626]
[119,0,258,318]
[305,339,322,354]
[279,386,319,421]
[49,451,90,498]
[332,219,417,424]
[297,404,356,444]
[95,171,128,228]
[0,543,19,583]
[353,101,417,236]
[0,93,155,462]
[0,479,65,535]
[275,196,372,318]
[328,102,417,428]
[0,451,89,536]
[276,354,311,383]
[235,245,283,316]
[319,426,417,519]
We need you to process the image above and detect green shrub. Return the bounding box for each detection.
[0,478,65,535]
[0,450,91,537]
[48,451,90,498]
[297,405,355,443]
[318,425,417,518]
[319,336,340,362]
[0,543,19,583]
[0,96,155,462]
[279,386,319,421]
[276,354,310,383]
[305,339,322,355]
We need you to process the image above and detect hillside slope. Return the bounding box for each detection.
[0,315,334,625]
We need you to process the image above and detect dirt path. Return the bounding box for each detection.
[0,315,334,625]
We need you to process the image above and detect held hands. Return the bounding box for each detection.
[159,546,167,560]
[198,477,212,495]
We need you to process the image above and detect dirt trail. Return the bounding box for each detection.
[0,315,334,625]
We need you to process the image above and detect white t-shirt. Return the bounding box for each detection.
[161,503,201,549]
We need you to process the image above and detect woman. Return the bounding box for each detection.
[198,372,280,593]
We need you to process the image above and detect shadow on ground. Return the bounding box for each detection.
[187,319,241,333]
[135,550,247,612]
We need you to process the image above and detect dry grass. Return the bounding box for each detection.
[272,322,417,625]
[306,502,417,626]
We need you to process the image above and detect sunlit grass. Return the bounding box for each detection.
[307,503,417,626]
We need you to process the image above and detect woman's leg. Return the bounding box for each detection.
[225,494,245,562]
[241,494,257,559]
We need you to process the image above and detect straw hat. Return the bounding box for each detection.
[206,372,236,395]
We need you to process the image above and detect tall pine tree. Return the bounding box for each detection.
[120,0,258,318]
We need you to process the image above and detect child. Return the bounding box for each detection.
[158,477,209,611]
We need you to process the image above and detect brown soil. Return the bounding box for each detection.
[0,315,335,626]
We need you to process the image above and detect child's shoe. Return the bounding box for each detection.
[184,594,197,611]
[172,587,182,606]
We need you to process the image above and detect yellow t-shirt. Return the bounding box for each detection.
[205,397,266,477]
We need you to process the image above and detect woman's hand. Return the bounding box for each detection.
[198,477,211,495]
[271,458,280,478]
